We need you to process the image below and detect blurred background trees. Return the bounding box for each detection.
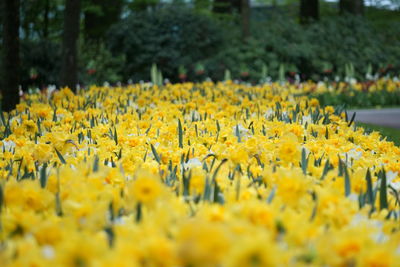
[1,0,20,111]
[1,0,400,110]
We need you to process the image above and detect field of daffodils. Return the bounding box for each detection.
[0,81,400,266]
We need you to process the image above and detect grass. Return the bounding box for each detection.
[345,105,400,110]
[357,122,400,146]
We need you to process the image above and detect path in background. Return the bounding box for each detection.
[348,108,400,129]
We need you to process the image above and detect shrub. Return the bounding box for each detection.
[20,40,62,90]
[79,43,126,85]
[248,13,400,81]
[107,6,225,82]
[306,15,399,80]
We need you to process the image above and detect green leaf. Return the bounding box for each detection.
[143,148,148,162]
[135,202,142,222]
[150,144,161,164]
[55,148,66,164]
[108,202,115,222]
[114,127,118,145]
[52,109,57,122]
[347,112,356,127]
[279,63,285,83]
[388,185,400,207]
[212,179,222,203]
[338,156,344,177]
[202,153,216,163]
[37,119,42,136]
[261,63,268,82]
[320,159,330,180]
[253,154,264,168]
[104,226,115,248]
[309,191,318,221]
[185,149,191,163]
[55,192,63,216]
[235,125,241,143]
[301,148,308,175]
[206,159,227,203]
[365,169,374,208]
[0,111,5,126]
[267,187,276,204]
[151,64,158,85]
[178,119,183,149]
[379,170,388,210]
[212,159,228,183]
[157,69,163,87]
[93,156,100,172]
[182,170,191,197]
[344,165,351,197]
[224,69,231,81]
[55,170,63,216]
[203,177,211,201]
[145,125,152,135]
[40,163,48,188]
[0,184,3,213]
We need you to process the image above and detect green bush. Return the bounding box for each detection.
[14,6,400,85]
[79,43,126,85]
[20,40,61,89]
[19,40,126,89]
[243,13,400,81]
[306,15,400,80]
[107,8,400,83]
[107,6,225,82]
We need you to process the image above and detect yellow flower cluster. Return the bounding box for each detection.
[0,81,400,266]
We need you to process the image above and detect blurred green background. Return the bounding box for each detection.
[1,0,400,88]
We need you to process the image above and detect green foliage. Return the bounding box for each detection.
[248,13,400,81]
[20,0,64,40]
[204,12,400,82]
[20,40,62,88]
[306,15,400,80]
[82,0,124,41]
[79,43,125,85]
[151,64,163,86]
[107,6,225,82]
[12,2,400,85]
[128,0,160,11]
[20,40,125,87]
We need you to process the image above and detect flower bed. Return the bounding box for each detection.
[305,78,400,108]
[1,81,400,266]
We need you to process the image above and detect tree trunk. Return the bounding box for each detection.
[60,0,81,92]
[1,0,20,112]
[300,0,319,24]
[339,0,364,15]
[241,0,250,40]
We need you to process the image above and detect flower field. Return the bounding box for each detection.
[1,81,400,266]
[302,78,400,108]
